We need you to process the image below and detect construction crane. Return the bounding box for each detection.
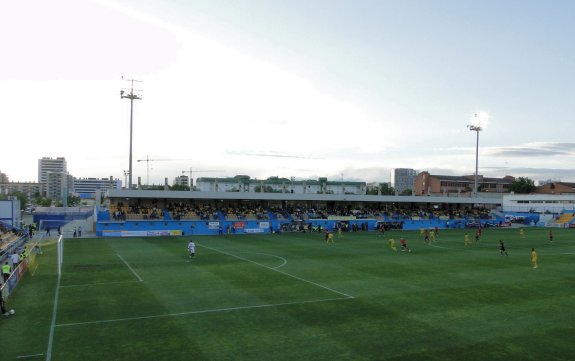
[136,156,194,185]
[182,167,222,189]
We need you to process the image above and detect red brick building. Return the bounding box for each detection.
[535,182,575,195]
[413,171,515,196]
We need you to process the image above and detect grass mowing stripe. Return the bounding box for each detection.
[59,280,142,288]
[199,244,354,299]
[54,297,352,327]
[116,253,143,282]
[541,252,575,256]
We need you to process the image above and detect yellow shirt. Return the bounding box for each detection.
[531,251,537,262]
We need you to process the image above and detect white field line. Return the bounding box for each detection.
[236,252,288,269]
[199,244,354,299]
[116,253,143,282]
[54,297,351,328]
[16,353,44,359]
[59,280,141,288]
[428,244,456,250]
[32,263,40,276]
[45,269,61,361]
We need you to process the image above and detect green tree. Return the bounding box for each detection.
[400,189,413,196]
[38,198,52,207]
[170,184,191,191]
[509,177,536,194]
[0,192,30,210]
[254,185,275,193]
[366,188,378,195]
[67,195,81,207]
[380,184,395,195]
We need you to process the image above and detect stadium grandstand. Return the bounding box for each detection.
[97,189,507,237]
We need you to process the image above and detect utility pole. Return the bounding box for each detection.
[121,77,142,190]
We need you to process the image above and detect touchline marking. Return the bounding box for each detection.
[116,253,143,282]
[59,280,141,288]
[46,267,61,361]
[55,297,351,327]
[199,244,354,299]
[32,263,39,276]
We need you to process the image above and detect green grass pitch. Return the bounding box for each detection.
[1,227,574,360]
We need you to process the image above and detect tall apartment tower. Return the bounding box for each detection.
[391,168,417,195]
[38,157,67,197]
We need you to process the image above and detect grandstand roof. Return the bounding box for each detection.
[107,189,503,205]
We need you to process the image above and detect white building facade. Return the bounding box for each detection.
[38,157,67,197]
[502,194,575,213]
[73,177,122,197]
[196,176,367,195]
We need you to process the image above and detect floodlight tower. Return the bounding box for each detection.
[467,112,488,198]
[468,124,481,197]
[121,77,142,190]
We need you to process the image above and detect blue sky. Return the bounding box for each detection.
[1,0,574,185]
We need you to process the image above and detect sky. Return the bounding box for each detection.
[1,0,574,186]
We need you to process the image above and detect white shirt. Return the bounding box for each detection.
[11,253,19,264]
[188,242,195,253]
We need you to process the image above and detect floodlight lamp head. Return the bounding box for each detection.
[470,111,489,129]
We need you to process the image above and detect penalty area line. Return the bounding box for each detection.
[199,244,354,299]
[54,297,352,328]
[116,253,143,282]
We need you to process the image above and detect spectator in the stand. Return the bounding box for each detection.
[10,252,19,270]
[19,248,28,263]
[2,262,11,282]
